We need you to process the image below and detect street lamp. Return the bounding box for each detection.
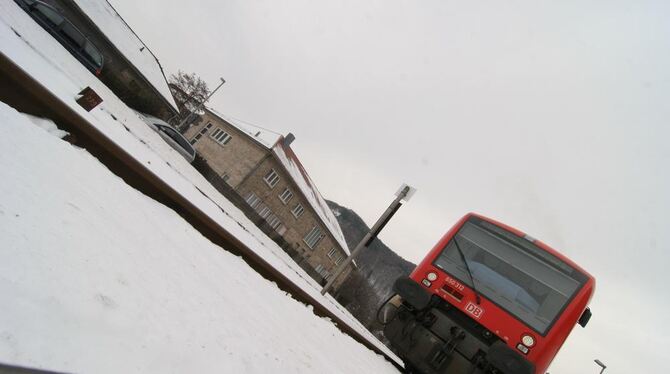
[594,359,607,374]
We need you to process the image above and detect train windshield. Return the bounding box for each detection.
[434,218,587,335]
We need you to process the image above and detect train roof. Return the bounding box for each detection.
[465,212,595,281]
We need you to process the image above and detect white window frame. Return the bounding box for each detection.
[314,264,329,279]
[210,127,232,146]
[291,203,305,218]
[245,194,284,233]
[327,248,337,259]
[264,169,280,188]
[190,122,213,145]
[278,187,293,204]
[258,206,272,219]
[245,193,262,210]
[267,214,282,229]
[334,255,344,265]
[303,226,324,249]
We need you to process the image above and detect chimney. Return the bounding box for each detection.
[283,133,295,147]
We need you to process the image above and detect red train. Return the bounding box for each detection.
[382,213,595,374]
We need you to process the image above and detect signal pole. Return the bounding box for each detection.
[321,184,415,295]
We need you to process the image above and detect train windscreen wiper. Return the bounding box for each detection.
[453,236,482,304]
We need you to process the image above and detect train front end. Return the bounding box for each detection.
[383,213,595,374]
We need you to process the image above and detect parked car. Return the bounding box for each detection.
[14,0,104,75]
[136,112,196,163]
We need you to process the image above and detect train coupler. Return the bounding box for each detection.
[427,326,466,370]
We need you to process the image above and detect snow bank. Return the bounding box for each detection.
[0,101,397,374]
[25,113,70,139]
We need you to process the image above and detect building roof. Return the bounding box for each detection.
[207,108,281,149]
[204,108,350,255]
[72,0,179,113]
[272,142,350,255]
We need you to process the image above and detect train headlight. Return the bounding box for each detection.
[521,334,535,348]
[421,279,432,287]
[426,272,438,281]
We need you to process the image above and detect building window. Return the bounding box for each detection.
[314,264,329,279]
[291,203,305,218]
[190,122,213,145]
[258,206,272,219]
[334,255,344,265]
[222,173,230,183]
[245,193,262,210]
[210,127,232,146]
[267,214,283,230]
[303,226,324,249]
[264,169,280,188]
[327,248,337,259]
[244,192,284,235]
[278,188,293,204]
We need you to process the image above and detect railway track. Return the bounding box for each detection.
[0,52,404,371]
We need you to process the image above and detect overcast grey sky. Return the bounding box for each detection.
[110,0,669,371]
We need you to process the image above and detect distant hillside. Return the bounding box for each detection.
[327,200,415,338]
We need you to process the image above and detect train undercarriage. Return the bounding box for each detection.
[382,278,535,374]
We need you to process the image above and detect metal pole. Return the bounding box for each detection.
[321,186,411,295]
[176,77,225,131]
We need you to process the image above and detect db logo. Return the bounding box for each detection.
[465,302,484,319]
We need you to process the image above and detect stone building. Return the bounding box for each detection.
[185,108,352,289]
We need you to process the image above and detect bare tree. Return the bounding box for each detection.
[168,71,210,131]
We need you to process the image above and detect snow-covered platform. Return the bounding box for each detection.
[0,102,398,373]
[0,1,401,372]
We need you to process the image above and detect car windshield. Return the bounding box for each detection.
[158,124,195,156]
[434,218,587,335]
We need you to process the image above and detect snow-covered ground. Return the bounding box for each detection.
[0,101,398,373]
[0,1,401,372]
